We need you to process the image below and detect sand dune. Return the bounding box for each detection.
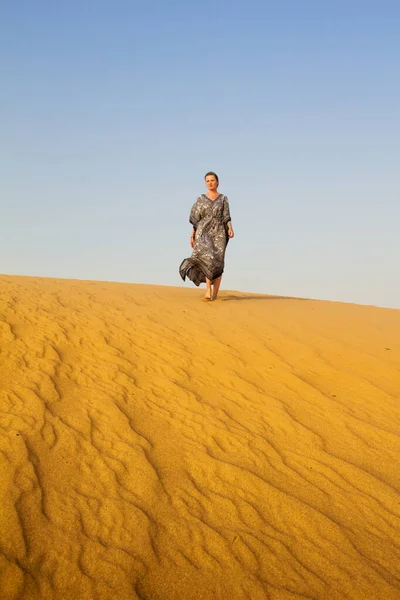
[0,274,399,600]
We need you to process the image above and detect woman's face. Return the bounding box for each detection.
[205,175,219,191]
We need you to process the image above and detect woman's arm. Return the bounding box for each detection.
[189,197,202,247]
[223,197,234,238]
[189,197,201,228]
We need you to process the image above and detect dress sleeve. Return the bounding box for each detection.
[223,196,232,227]
[189,197,202,229]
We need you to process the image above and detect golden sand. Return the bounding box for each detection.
[0,274,399,600]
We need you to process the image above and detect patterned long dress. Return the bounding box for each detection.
[179,194,232,286]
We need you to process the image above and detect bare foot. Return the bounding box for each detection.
[204,291,212,300]
[212,276,221,301]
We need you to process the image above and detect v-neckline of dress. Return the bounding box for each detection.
[204,193,221,202]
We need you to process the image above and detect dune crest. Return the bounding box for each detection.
[0,275,399,600]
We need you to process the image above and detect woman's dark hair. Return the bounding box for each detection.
[204,171,219,184]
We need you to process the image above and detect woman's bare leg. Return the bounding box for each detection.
[205,278,212,300]
[212,276,222,300]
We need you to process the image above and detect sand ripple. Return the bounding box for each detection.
[0,275,399,599]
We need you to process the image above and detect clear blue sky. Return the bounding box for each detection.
[1,1,399,308]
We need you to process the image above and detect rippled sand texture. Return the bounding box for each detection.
[0,275,400,600]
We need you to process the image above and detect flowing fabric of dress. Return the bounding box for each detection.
[179,194,232,286]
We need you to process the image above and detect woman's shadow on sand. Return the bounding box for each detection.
[222,294,307,302]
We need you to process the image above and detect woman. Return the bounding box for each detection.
[179,172,234,300]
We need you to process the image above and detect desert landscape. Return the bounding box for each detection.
[0,273,399,600]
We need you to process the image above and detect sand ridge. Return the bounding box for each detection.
[0,274,399,599]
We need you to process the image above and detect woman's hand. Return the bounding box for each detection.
[228,227,235,239]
